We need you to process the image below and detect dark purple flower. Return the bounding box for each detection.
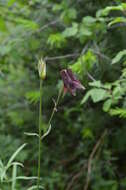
[60,69,85,96]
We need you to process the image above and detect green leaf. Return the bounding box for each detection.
[108,17,126,27]
[25,91,40,104]
[82,128,94,139]
[70,50,96,75]
[90,88,107,103]
[68,8,77,20]
[96,4,125,17]
[89,80,103,88]
[0,17,7,31]
[79,27,92,37]
[81,88,107,104]
[62,23,78,37]
[82,16,96,25]
[109,108,126,118]
[7,0,16,7]
[7,110,25,126]
[6,144,26,169]
[15,18,38,30]
[61,8,77,24]
[52,4,62,12]
[103,99,112,112]
[112,50,126,64]
[47,33,66,48]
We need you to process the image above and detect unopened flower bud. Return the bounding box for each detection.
[38,58,46,80]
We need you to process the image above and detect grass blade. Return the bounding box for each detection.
[6,143,26,169]
[11,164,17,190]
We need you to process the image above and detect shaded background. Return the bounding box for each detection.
[0,0,126,189]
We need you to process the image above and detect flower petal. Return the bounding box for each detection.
[73,80,85,90]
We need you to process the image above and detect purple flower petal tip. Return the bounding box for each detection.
[60,69,85,96]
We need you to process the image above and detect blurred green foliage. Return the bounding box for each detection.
[0,0,126,189]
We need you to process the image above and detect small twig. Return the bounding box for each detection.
[37,19,60,33]
[52,98,58,112]
[5,19,60,44]
[44,44,88,62]
[87,72,96,81]
[45,42,111,65]
[40,85,63,140]
[84,130,107,190]
[48,85,63,126]
[92,50,111,62]
[92,42,111,62]
[45,53,79,61]
[81,43,90,55]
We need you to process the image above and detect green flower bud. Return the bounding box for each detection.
[38,58,46,80]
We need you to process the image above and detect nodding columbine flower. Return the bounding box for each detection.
[38,58,46,80]
[60,69,85,96]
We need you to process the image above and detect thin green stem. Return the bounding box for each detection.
[12,164,17,190]
[40,85,63,141]
[37,79,42,190]
[48,85,63,126]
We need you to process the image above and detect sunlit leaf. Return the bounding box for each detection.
[112,50,126,64]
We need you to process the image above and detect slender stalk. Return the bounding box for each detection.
[48,86,63,126]
[37,79,43,189]
[12,164,17,190]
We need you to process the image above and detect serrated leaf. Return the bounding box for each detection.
[25,91,40,104]
[47,33,66,48]
[109,108,126,118]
